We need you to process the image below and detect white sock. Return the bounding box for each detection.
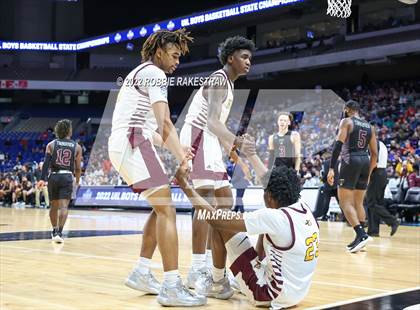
[191,254,206,270]
[135,257,151,275]
[163,270,180,286]
[212,267,225,282]
[206,250,213,268]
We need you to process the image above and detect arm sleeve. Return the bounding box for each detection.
[147,67,168,105]
[243,208,290,236]
[330,140,343,169]
[40,153,52,181]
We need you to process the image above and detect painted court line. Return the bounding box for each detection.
[306,286,420,310]
[1,244,411,295]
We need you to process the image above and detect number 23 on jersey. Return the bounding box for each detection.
[305,232,319,262]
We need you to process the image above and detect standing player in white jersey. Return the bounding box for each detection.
[108,29,206,307]
[176,136,319,309]
[179,36,255,288]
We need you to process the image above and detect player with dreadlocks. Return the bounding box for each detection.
[108,29,206,306]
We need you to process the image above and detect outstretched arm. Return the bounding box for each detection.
[241,134,268,181]
[176,160,247,232]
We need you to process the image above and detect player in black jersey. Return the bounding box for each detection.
[327,101,378,253]
[38,119,82,243]
[268,112,301,172]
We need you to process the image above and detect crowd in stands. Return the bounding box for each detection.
[1,79,419,208]
[0,162,49,208]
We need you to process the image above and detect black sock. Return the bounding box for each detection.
[360,221,366,228]
[58,227,63,233]
[353,224,365,237]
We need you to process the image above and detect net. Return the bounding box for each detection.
[327,0,352,18]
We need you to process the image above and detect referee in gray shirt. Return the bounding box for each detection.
[366,125,400,237]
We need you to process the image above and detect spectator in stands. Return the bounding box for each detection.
[396,159,413,177]
[303,170,321,187]
[1,177,14,206]
[408,164,420,188]
[0,177,6,204]
[8,179,18,206]
[21,176,35,206]
[102,157,112,176]
[402,140,415,156]
[17,165,33,183]
[33,162,49,208]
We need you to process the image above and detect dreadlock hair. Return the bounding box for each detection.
[54,119,72,139]
[141,28,193,62]
[217,36,256,66]
[262,165,301,208]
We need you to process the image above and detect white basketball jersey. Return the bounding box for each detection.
[184,69,234,132]
[264,202,319,308]
[243,202,319,308]
[109,61,168,151]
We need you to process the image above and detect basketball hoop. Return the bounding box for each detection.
[327,0,352,18]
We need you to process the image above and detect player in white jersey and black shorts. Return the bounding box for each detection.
[38,119,82,243]
[176,135,319,309]
[108,29,206,307]
[179,36,255,288]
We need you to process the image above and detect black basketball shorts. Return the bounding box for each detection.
[48,173,74,200]
[339,155,370,190]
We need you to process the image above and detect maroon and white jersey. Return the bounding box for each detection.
[184,69,234,133]
[109,61,167,151]
[243,202,319,308]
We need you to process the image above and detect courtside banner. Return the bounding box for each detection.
[0,80,28,89]
[75,185,190,209]
[75,186,320,211]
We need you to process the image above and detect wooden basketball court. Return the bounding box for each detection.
[1,207,419,309]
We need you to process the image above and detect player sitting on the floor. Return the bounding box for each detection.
[176,136,319,309]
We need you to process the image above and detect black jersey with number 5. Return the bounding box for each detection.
[50,139,77,173]
[342,117,372,163]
